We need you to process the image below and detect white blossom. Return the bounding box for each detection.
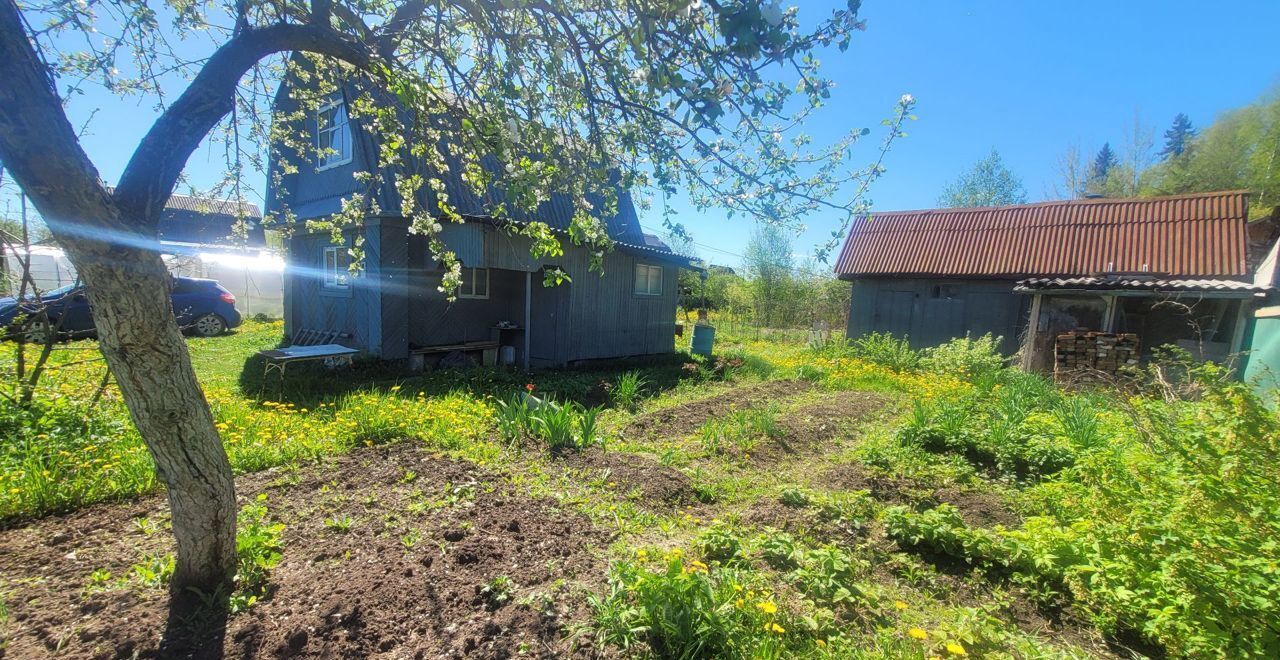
[899,93,915,105]
[761,1,784,27]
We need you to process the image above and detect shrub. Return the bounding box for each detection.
[920,333,1006,379]
[844,332,921,372]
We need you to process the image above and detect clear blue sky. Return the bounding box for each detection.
[4,1,1279,270]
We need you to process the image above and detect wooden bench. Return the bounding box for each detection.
[409,340,500,355]
[409,340,501,369]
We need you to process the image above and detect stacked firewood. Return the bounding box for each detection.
[1054,331,1140,383]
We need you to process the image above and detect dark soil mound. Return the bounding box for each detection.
[561,448,699,507]
[0,442,607,659]
[624,380,811,439]
[748,392,891,461]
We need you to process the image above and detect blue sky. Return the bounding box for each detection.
[4,1,1279,270]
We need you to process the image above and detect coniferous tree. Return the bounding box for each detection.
[1090,142,1118,183]
[1160,113,1197,159]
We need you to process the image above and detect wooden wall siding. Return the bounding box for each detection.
[561,248,677,363]
[440,222,484,266]
[847,278,1028,355]
[483,228,542,272]
[363,219,410,359]
[267,88,370,222]
[404,247,527,348]
[285,232,359,343]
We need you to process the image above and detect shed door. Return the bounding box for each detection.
[873,290,915,339]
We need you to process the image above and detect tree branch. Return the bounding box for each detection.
[113,21,376,227]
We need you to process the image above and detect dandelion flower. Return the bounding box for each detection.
[945,642,967,656]
[908,628,928,640]
[756,601,777,614]
[894,600,909,610]
[767,622,785,634]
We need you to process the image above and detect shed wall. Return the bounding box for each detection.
[847,277,1027,354]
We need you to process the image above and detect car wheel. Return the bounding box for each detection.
[192,314,228,337]
[21,319,53,344]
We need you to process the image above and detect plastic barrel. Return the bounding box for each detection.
[690,324,715,357]
[500,345,516,365]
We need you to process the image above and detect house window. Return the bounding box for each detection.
[323,246,351,290]
[459,267,489,299]
[316,100,352,170]
[634,263,663,296]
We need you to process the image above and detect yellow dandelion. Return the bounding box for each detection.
[945,642,967,656]
[894,600,909,610]
[756,601,777,615]
[908,628,928,640]
[815,639,826,648]
[767,623,785,634]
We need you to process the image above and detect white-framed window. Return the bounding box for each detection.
[634,263,663,296]
[459,266,490,299]
[323,245,352,290]
[316,100,353,170]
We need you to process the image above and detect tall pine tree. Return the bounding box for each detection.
[1159,113,1197,159]
[1087,142,1118,193]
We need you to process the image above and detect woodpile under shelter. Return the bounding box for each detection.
[834,191,1275,371]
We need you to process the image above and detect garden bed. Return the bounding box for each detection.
[0,442,607,659]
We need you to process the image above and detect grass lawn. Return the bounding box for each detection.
[1,322,1277,658]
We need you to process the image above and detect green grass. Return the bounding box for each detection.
[2,322,1277,658]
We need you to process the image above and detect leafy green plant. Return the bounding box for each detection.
[493,392,531,446]
[696,522,744,564]
[789,546,869,608]
[323,514,355,533]
[697,406,778,457]
[130,553,175,588]
[231,495,285,612]
[529,401,580,450]
[481,575,517,607]
[920,333,1006,379]
[589,555,797,659]
[759,532,802,570]
[845,332,922,372]
[611,371,647,412]
[778,487,811,508]
[577,405,601,447]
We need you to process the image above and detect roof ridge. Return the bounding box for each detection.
[864,190,1250,217]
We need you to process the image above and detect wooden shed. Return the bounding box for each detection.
[267,81,696,368]
[833,192,1272,368]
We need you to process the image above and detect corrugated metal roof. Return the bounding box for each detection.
[1014,275,1269,296]
[834,191,1250,279]
[163,193,262,219]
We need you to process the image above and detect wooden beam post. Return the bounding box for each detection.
[523,269,531,371]
[1019,293,1043,371]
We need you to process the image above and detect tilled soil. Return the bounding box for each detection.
[622,380,812,439]
[0,442,608,659]
[559,449,700,507]
[747,392,891,462]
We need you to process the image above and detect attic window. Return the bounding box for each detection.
[316,100,352,170]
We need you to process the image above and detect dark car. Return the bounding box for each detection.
[0,276,242,342]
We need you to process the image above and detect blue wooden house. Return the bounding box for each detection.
[266,88,695,368]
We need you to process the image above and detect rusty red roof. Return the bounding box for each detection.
[834,191,1250,279]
